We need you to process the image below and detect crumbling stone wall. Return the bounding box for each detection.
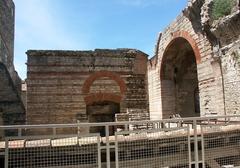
[0,0,14,71]
[26,49,149,132]
[221,43,240,115]
[0,0,21,87]
[0,0,25,130]
[148,0,240,119]
[209,3,240,115]
[148,0,225,120]
[0,63,25,127]
[148,21,224,119]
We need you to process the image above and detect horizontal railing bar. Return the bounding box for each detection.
[116,126,189,135]
[100,145,115,150]
[0,115,239,130]
[5,133,100,140]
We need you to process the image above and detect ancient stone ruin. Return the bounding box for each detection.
[148,0,240,120]
[0,0,239,130]
[1,0,240,167]
[26,49,149,134]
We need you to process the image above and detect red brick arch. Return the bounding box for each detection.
[165,31,201,64]
[82,71,126,95]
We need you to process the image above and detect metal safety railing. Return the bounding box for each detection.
[0,115,240,168]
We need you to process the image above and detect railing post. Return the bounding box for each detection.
[201,126,205,168]
[187,126,192,168]
[97,135,102,168]
[77,120,80,135]
[5,138,9,168]
[193,119,199,168]
[115,133,119,168]
[105,125,110,168]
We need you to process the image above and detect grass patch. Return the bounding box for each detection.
[211,0,235,20]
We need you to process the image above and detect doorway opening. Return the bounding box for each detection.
[161,37,200,118]
[87,101,120,136]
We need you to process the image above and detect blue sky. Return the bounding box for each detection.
[13,0,188,79]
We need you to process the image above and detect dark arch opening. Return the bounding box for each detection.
[87,101,120,136]
[160,37,200,118]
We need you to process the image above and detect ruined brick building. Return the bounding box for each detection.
[26,49,149,134]
[148,0,240,120]
[0,0,240,132]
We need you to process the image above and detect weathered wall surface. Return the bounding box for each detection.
[148,56,162,120]
[148,0,240,119]
[0,0,25,130]
[0,0,21,86]
[212,10,240,115]
[198,0,240,116]
[0,63,25,127]
[148,15,224,119]
[26,49,149,130]
[0,0,14,70]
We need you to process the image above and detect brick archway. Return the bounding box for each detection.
[160,32,200,118]
[83,71,125,135]
[82,71,126,95]
[82,71,126,105]
[165,31,201,64]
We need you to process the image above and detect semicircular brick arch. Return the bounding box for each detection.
[159,31,201,119]
[165,30,201,64]
[82,70,127,95]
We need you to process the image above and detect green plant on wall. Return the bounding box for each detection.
[211,0,235,20]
